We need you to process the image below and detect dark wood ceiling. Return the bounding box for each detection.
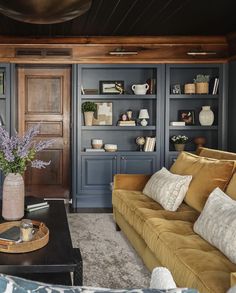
[0,0,235,37]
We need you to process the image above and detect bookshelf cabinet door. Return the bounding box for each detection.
[120,155,156,174]
[81,155,117,191]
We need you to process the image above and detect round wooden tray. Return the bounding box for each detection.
[0,220,49,253]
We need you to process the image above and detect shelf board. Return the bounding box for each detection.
[81,151,157,155]
[169,126,218,130]
[0,95,6,99]
[82,126,156,131]
[169,94,219,100]
[81,94,156,100]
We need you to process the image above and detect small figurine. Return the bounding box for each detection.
[115,82,124,94]
[121,113,128,121]
[127,109,133,121]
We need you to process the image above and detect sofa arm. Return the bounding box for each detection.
[113,174,151,191]
[231,272,236,287]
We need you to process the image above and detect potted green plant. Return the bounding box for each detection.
[171,135,188,152]
[82,101,97,126]
[193,74,210,94]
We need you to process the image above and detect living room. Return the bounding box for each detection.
[0,0,236,292]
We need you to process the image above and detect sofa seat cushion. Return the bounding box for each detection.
[112,189,199,238]
[142,217,236,293]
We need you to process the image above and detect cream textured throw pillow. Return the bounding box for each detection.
[194,187,236,264]
[143,167,192,211]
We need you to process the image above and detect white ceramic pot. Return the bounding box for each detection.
[132,83,149,95]
[2,173,25,220]
[84,111,94,126]
[199,106,214,126]
[92,139,103,149]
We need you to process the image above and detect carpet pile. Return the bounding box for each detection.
[68,213,150,289]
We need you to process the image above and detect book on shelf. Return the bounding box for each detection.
[118,120,136,126]
[0,226,20,242]
[212,77,219,95]
[170,121,186,126]
[25,204,50,213]
[83,89,99,95]
[25,196,48,209]
[85,148,105,152]
[144,137,156,152]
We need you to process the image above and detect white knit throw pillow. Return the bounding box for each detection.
[143,167,192,211]
[194,187,236,264]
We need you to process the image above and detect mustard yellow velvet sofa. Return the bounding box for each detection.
[112,147,236,293]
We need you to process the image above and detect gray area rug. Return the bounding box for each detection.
[68,213,150,289]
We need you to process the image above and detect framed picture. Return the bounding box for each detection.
[178,110,195,125]
[99,80,124,95]
[93,102,113,125]
[171,84,181,94]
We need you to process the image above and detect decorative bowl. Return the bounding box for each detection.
[104,144,117,152]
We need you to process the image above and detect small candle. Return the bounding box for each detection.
[20,219,34,242]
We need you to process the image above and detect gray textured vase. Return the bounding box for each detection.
[199,106,214,126]
[2,173,25,221]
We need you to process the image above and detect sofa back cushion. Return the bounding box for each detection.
[194,187,236,264]
[170,152,235,212]
[197,147,236,201]
[198,147,236,160]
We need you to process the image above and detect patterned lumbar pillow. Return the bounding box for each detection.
[194,187,236,264]
[0,273,198,293]
[143,167,192,211]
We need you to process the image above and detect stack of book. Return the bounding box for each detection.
[25,197,49,212]
[85,148,105,152]
[117,120,136,126]
[212,78,219,95]
[170,121,186,126]
[144,137,156,152]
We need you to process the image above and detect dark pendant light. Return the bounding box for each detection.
[0,0,92,24]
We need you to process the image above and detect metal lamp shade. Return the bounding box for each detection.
[0,0,92,24]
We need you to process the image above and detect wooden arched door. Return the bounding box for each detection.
[18,66,71,198]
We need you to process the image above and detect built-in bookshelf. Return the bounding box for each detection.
[165,64,226,167]
[0,64,10,196]
[73,64,164,207]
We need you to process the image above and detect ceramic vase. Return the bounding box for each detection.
[174,144,185,152]
[84,111,94,126]
[2,173,25,221]
[199,106,214,126]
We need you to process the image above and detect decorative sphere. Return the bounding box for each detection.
[136,137,145,146]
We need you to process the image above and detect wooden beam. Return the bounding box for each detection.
[0,35,229,63]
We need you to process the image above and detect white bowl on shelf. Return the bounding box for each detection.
[104,144,117,152]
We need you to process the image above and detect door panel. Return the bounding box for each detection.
[120,155,156,174]
[18,67,71,198]
[81,155,117,191]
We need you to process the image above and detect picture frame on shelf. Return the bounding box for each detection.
[170,84,181,94]
[99,80,124,95]
[178,110,195,125]
[93,102,113,125]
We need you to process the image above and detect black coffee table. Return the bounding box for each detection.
[0,200,83,286]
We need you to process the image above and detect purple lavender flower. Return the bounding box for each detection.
[31,160,51,169]
[17,124,40,158]
[34,139,55,152]
[0,124,52,175]
[0,127,14,162]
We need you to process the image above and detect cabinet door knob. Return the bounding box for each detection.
[113,156,117,160]
[121,156,125,160]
